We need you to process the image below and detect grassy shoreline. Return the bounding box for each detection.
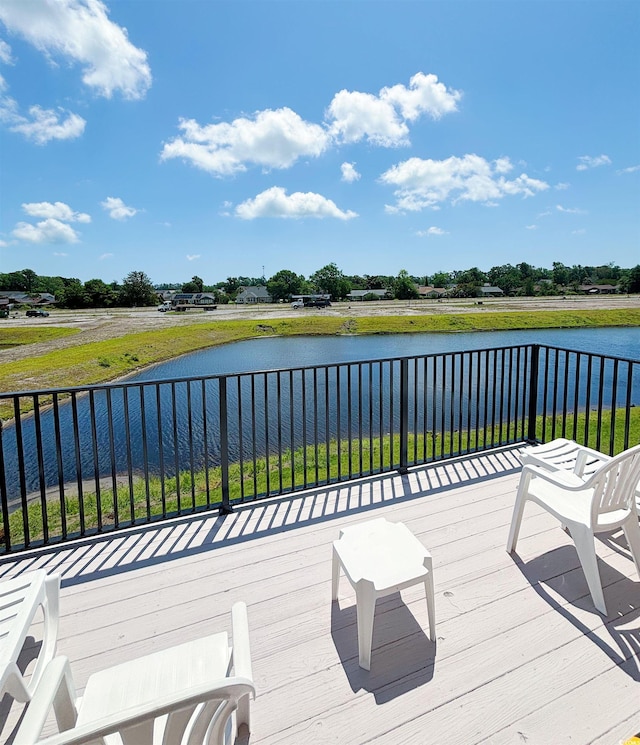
[5,405,639,551]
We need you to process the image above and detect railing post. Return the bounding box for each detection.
[219,376,233,514]
[526,344,540,444]
[398,358,409,474]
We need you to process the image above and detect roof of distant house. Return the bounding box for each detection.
[347,289,389,298]
[0,291,56,305]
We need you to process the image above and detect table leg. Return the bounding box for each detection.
[331,546,340,600]
[355,578,376,670]
[424,569,436,642]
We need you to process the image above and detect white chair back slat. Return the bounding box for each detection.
[590,445,640,526]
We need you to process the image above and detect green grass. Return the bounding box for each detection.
[5,406,638,551]
[2,308,640,421]
[0,326,79,350]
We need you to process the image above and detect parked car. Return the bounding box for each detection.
[26,309,49,317]
[291,300,304,309]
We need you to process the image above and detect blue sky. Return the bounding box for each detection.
[0,1,638,286]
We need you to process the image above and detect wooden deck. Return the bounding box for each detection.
[1,445,639,744]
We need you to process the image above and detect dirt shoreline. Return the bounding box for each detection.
[2,294,640,365]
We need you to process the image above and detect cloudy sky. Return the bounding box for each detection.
[0,0,638,285]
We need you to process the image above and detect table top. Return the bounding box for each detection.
[333,518,431,591]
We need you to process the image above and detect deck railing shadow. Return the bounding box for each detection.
[510,544,640,680]
[0,448,523,588]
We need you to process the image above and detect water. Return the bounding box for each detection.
[127,327,640,382]
[2,328,639,503]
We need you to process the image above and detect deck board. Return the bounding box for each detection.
[1,445,638,745]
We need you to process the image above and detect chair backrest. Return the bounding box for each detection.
[586,443,640,527]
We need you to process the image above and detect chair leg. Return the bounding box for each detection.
[571,524,607,615]
[506,473,531,553]
[355,578,376,671]
[622,515,640,579]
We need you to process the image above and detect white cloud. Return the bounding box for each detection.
[162,72,460,176]
[525,224,537,230]
[186,254,200,261]
[235,186,358,220]
[0,38,13,64]
[341,162,360,182]
[0,98,85,143]
[22,201,91,222]
[327,72,461,146]
[571,228,586,235]
[161,107,330,177]
[380,154,549,212]
[576,154,611,171]
[101,196,137,220]
[556,204,587,215]
[0,0,151,99]
[99,252,113,260]
[0,238,9,247]
[327,89,410,147]
[555,182,570,190]
[53,251,68,256]
[12,218,80,243]
[416,226,447,237]
[618,164,640,174]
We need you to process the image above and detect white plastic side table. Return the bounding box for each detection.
[332,518,435,670]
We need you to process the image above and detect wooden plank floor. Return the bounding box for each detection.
[1,445,639,745]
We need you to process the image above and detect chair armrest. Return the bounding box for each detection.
[522,464,594,491]
[16,677,256,745]
[15,656,78,744]
[573,445,611,477]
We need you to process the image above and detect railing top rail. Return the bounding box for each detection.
[535,343,640,366]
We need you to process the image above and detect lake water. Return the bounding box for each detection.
[2,327,639,503]
[128,327,640,382]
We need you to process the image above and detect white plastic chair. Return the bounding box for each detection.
[520,437,640,508]
[507,443,640,615]
[0,570,60,702]
[15,601,255,745]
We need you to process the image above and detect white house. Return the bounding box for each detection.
[235,286,271,304]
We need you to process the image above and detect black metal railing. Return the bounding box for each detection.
[1,343,638,553]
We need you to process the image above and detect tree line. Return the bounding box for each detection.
[1,261,639,309]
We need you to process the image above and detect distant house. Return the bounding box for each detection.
[235,286,271,304]
[0,291,56,307]
[479,284,504,297]
[347,289,390,301]
[579,284,618,294]
[417,286,448,299]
